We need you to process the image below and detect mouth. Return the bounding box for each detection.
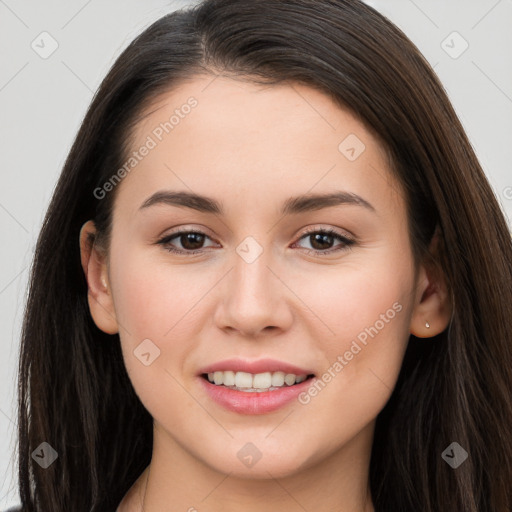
[201,371,316,392]
[197,359,317,414]
[197,358,317,414]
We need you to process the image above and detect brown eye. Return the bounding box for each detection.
[294,228,355,255]
[157,228,355,256]
[309,232,335,251]
[157,230,216,255]
[177,232,206,250]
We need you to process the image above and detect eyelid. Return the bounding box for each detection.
[155,225,217,247]
[156,224,356,255]
[158,224,354,242]
[297,224,355,242]
[157,226,219,248]
[291,226,355,256]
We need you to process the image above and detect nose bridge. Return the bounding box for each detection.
[215,235,290,335]
[231,236,277,306]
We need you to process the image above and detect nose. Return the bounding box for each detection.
[213,247,293,339]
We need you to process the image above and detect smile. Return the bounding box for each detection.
[203,370,312,391]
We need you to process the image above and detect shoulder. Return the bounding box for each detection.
[4,507,22,511]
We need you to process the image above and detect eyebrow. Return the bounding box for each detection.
[139,190,376,215]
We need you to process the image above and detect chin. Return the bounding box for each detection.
[200,440,314,480]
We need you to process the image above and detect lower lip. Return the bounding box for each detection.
[199,375,315,415]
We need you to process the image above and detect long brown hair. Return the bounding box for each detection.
[16,0,512,510]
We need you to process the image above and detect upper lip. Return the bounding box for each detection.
[198,358,314,376]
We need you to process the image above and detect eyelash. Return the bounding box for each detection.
[156,227,355,256]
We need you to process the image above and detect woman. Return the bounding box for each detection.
[14,0,512,510]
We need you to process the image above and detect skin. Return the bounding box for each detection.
[80,75,452,512]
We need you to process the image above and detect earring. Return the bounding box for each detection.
[425,321,430,328]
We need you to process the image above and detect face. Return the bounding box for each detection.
[85,75,430,479]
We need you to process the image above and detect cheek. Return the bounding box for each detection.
[108,249,206,422]
[311,260,412,352]
[109,248,202,339]
[108,248,209,393]
[302,257,413,413]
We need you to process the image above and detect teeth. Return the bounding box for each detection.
[235,371,253,388]
[205,370,309,391]
[223,370,236,386]
[284,374,296,386]
[271,371,285,386]
[253,372,272,388]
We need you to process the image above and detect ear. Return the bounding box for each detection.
[410,227,452,338]
[79,220,119,334]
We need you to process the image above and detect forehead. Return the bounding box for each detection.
[115,75,403,219]
[134,75,375,146]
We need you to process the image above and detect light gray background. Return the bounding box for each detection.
[0,0,511,508]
